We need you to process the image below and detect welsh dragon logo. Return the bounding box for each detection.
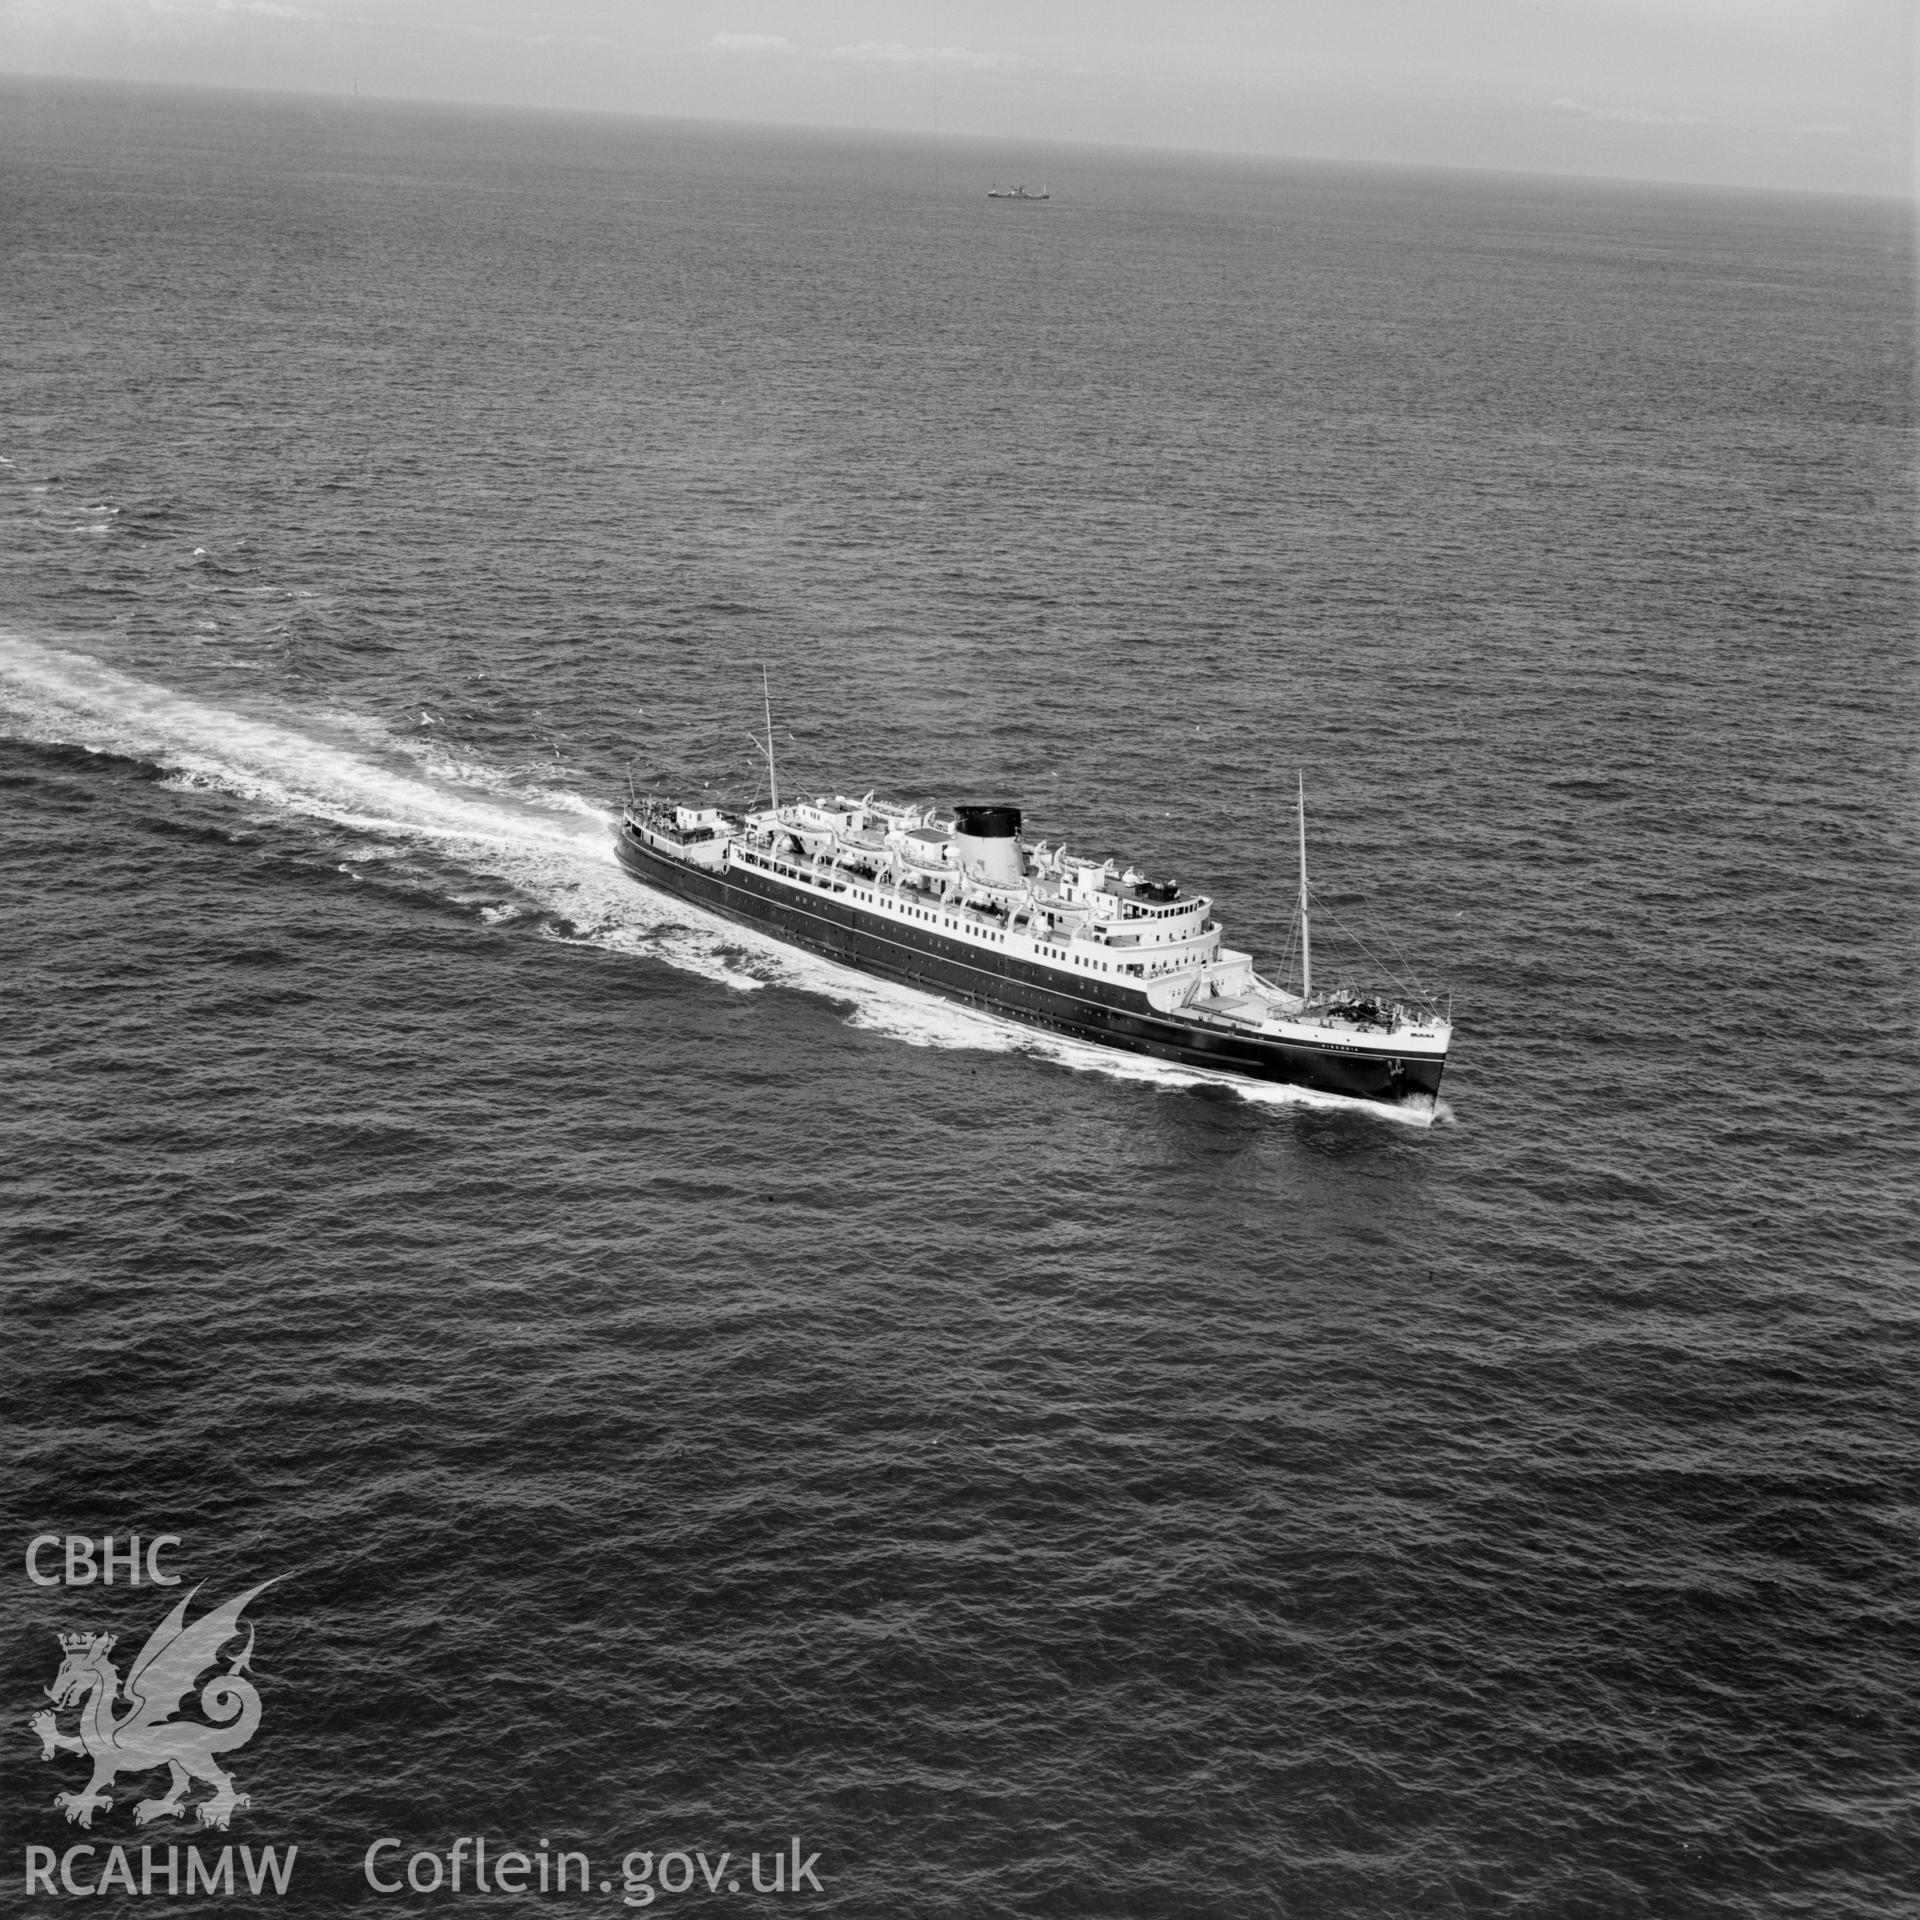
[29,1581,275,1831]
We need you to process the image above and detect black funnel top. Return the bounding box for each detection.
[954,804,1021,839]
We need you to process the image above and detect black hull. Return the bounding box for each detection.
[615,830,1444,1107]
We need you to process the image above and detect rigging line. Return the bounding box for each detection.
[1329,888,1432,998]
[774,750,827,814]
[738,732,771,816]
[1308,889,1436,1007]
[1275,901,1302,980]
[1286,832,1436,1003]
[1277,937,1301,997]
[1313,896,1411,983]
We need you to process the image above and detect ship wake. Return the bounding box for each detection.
[0,632,765,995]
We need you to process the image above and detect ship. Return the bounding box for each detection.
[614,696,1451,1107]
[987,183,1049,200]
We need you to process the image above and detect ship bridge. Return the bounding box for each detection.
[1021,861,1222,982]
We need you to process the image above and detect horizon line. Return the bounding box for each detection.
[2,67,1911,209]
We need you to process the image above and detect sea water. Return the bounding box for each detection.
[2,80,1915,1917]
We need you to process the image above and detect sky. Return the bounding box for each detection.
[1,1,1913,196]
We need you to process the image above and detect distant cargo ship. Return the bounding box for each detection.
[987,184,1049,200]
[613,698,1451,1108]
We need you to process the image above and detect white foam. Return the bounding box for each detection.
[0,627,643,920]
[0,632,1439,1122]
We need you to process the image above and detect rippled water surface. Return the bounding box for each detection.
[2,79,1915,1918]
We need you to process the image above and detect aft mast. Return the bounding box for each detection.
[1297,771,1312,1002]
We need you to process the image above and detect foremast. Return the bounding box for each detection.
[758,667,778,814]
[1297,771,1311,1004]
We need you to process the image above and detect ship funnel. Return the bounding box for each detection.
[953,804,1024,887]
